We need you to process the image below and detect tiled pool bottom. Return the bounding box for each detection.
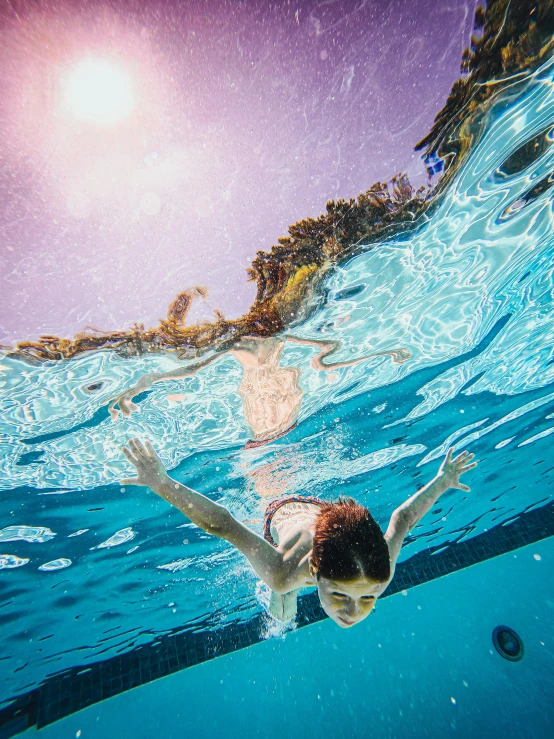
[2,502,554,739]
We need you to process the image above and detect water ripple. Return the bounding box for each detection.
[92,527,136,550]
[0,554,30,569]
[0,526,56,543]
[38,558,72,572]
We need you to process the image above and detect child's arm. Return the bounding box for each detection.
[284,335,410,371]
[384,448,477,569]
[109,353,222,419]
[120,438,296,592]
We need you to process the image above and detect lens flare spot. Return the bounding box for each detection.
[63,59,135,126]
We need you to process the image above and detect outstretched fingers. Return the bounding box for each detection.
[453,450,473,464]
[144,439,156,457]
[122,446,137,463]
[108,398,120,421]
[128,438,147,457]
[120,477,140,486]
[124,437,156,460]
[461,461,478,472]
[120,396,139,417]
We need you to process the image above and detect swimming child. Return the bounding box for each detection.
[121,439,477,626]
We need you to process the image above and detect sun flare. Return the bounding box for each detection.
[63,59,135,126]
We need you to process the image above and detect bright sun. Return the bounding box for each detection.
[63,59,135,126]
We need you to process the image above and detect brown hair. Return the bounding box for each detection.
[311,498,390,582]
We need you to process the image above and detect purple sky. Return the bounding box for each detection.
[0,0,477,344]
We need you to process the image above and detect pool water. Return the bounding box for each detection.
[1,1,554,737]
[27,538,554,739]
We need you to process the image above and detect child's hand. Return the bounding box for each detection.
[437,448,477,492]
[109,375,154,420]
[121,438,169,488]
[390,348,411,364]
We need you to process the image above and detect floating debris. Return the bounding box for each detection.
[0,554,30,569]
[68,529,89,538]
[0,526,56,543]
[38,558,72,572]
[92,527,136,550]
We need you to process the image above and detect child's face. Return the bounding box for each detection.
[316,576,383,628]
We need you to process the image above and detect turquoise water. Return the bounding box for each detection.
[1,50,554,714]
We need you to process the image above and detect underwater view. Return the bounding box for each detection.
[1,0,554,737]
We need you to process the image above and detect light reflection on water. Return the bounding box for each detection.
[1,56,554,706]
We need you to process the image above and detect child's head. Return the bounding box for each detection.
[310,498,391,628]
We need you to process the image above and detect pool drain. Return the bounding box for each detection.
[492,625,524,662]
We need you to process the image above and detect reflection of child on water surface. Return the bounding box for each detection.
[121,440,477,625]
[109,334,410,445]
[109,285,410,443]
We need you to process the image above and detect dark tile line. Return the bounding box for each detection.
[1,501,553,738]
